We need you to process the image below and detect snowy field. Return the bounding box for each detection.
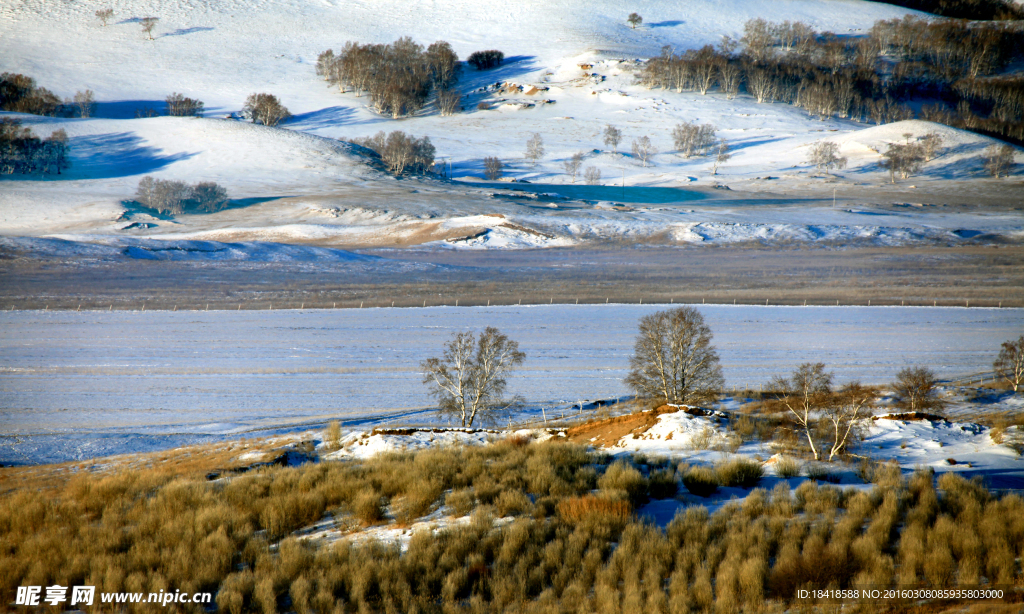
[2,304,1021,465]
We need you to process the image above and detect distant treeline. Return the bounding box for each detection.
[639,17,1024,143]
[868,0,1024,20]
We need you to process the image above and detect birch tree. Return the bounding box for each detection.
[994,335,1024,393]
[823,382,874,461]
[769,363,833,461]
[625,307,724,406]
[422,328,525,427]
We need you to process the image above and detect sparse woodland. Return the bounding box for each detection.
[639,16,1024,147]
[0,117,70,175]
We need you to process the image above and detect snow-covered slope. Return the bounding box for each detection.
[2,0,1021,250]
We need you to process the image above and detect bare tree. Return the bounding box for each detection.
[165,93,204,117]
[746,67,777,104]
[525,133,544,166]
[95,8,114,26]
[422,327,525,427]
[983,144,1015,178]
[483,156,503,181]
[627,13,643,29]
[672,122,716,158]
[41,129,70,175]
[134,177,230,215]
[379,131,435,175]
[436,89,461,116]
[769,363,833,461]
[741,18,775,63]
[426,41,461,91]
[584,166,601,185]
[807,141,847,175]
[823,383,874,461]
[892,366,945,414]
[718,62,741,99]
[140,17,158,40]
[73,90,95,118]
[631,136,655,167]
[563,151,584,183]
[994,335,1024,393]
[243,93,290,127]
[603,125,622,153]
[624,307,724,406]
[880,142,924,183]
[711,139,731,175]
[920,132,944,161]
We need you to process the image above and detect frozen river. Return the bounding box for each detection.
[2,304,1022,464]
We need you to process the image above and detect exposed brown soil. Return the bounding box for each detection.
[873,412,949,422]
[565,405,689,448]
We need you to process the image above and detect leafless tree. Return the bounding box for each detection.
[718,62,741,99]
[741,18,775,63]
[892,366,945,414]
[95,8,114,26]
[631,135,655,167]
[466,50,504,70]
[994,335,1024,393]
[769,363,833,461]
[807,141,847,175]
[421,327,525,427]
[436,89,461,116]
[627,13,643,29]
[746,67,777,104]
[920,132,944,161]
[672,122,716,158]
[880,142,925,183]
[483,156,503,181]
[624,306,724,406]
[243,93,290,127]
[525,133,544,166]
[711,139,731,175]
[133,177,231,215]
[426,41,460,91]
[140,17,158,40]
[563,151,584,183]
[603,125,622,153]
[378,131,435,175]
[983,144,1015,178]
[73,90,95,118]
[822,383,874,461]
[165,93,204,117]
[584,166,601,185]
[41,129,70,175]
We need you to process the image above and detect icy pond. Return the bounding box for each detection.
[2,304,1022,464]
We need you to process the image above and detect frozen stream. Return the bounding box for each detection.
[1,305,1022,464]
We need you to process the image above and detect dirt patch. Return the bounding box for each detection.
[565,406,686,448]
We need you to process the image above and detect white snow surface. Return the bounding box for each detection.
[5,0,1021,250]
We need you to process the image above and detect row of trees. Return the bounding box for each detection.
[350,130,435,175]
[639,17,1024,143]
[424,309,1024,462]
[0,117,70,175]
[0,73,95,118]
[133,176,230,215]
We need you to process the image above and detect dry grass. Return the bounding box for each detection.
[2,440,1023,613]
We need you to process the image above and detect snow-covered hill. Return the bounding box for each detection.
[2,0,1022,250]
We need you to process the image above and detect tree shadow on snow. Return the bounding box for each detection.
[91,100,166,119]
[285,106,358,130]
[66,132,196,180]
[461,56,541,94]
[160,27,214,38]
[648,20,685,28]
